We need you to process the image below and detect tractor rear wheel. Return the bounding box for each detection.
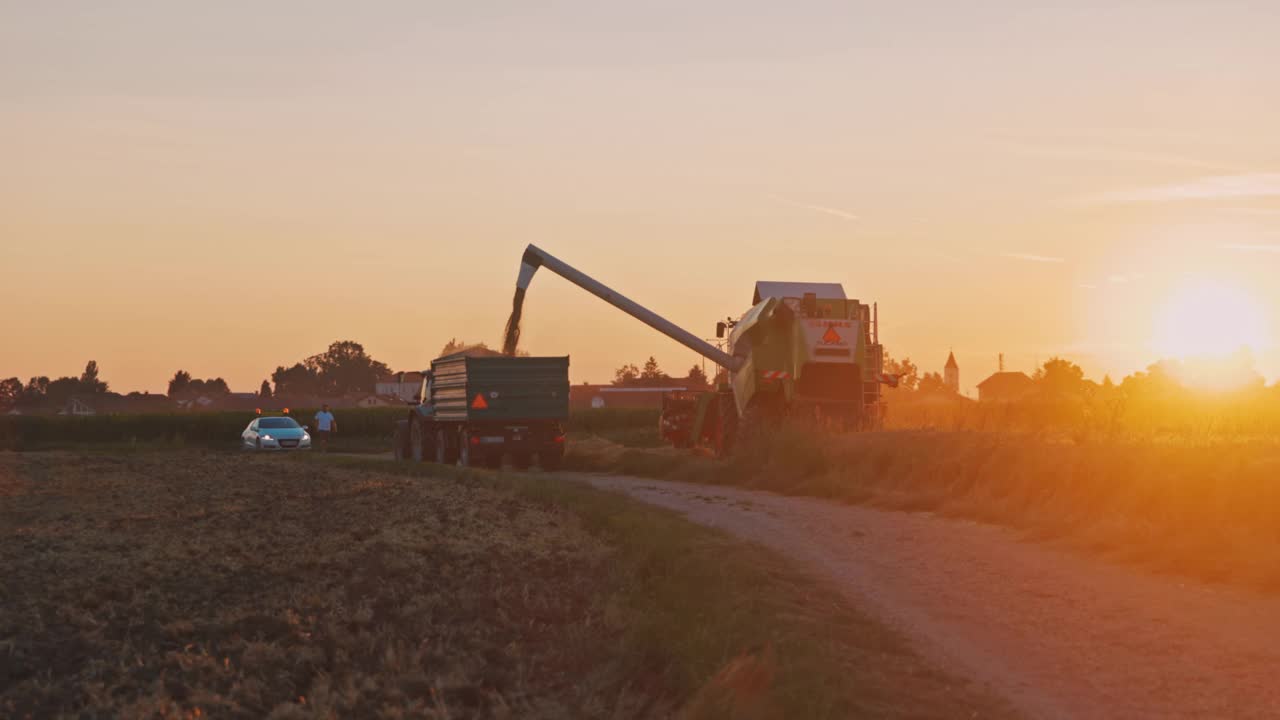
[410,417,429,462]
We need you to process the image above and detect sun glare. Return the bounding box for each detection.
[1153,280,1269,362]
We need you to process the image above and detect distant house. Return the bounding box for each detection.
[977,372,1035,403]
[376,372,424,402]
[61,397,99,416]
[174,395,221,411]
[348,393,397,408]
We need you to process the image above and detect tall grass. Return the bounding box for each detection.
[886,389,1280,441]
[568,428,1280,592]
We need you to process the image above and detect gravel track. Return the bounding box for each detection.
[581,473,1280,720]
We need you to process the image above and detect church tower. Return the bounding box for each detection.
[944,351,959,393]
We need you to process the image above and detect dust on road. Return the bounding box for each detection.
[582,473,1280,720]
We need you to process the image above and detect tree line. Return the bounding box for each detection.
[0,361,110,412]
[0,339,514,413]
[883,349,1280,437]
[611,357,709,387]
[0,341,393,412]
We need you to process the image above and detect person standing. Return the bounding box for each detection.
[313,404,337,452]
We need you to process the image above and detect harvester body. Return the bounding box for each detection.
[728,282,884,423]
[515,245,890,452]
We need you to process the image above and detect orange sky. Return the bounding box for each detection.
[4,2,1279,395]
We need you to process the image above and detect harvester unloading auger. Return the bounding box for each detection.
[508,244,896,454]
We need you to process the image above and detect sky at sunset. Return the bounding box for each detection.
[4,1,1280,395]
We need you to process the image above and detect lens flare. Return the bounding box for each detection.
[1153,280,1269,386]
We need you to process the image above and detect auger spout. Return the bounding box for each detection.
[510,244,745,372]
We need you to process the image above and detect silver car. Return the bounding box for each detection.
[242,416,312,451]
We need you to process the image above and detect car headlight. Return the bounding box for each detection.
[301,433,311,441]
[261,434,273,441]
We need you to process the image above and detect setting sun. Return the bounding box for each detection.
[1152,280,1270,362]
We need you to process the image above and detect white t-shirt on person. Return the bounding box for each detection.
[314,411,335,431]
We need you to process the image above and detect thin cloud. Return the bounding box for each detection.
[1078,283,1099,289]
[1092,173,1280,204]
[768,195,859,221]
[1221,243,1280,254]
[999,253,1066,264]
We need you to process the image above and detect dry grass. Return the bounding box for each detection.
[0,451,1014,719]
[0,452,636,718]
[567,429,1280,592]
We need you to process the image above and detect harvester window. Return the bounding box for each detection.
[801,292,818,317]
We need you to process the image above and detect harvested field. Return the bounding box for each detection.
[0,452,629,718]
[0,451,1012,719]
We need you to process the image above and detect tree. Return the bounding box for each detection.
[44,377,84,406]
[883,354,920,392]
[0,377,21,409]
[20,376,50,407]
[168,370,192,397]
[169,373,230,400]
[640,356,667,382]
[306,340,390,395]
[687,365,709,387]
[259,380,273,399]
[917,371,949,395]
[80,360,108,394]
[613,363,640,386]
[272,363,320,397]
[1036,357,1086,397]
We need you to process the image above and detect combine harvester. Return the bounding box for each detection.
[512,245,897,455]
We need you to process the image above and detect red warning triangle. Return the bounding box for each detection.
[471,393,489,410]
[821,325,843,344]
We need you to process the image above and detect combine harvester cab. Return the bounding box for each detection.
[729,281,889,430]
[512,244,895,455]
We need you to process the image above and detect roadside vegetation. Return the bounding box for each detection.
[0,451,1011,719]
[566,428,1280,592]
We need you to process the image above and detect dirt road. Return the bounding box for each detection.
[582,473,1280,719]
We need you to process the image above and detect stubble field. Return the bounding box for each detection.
[1,450,1012,720]
[0,452,645,718]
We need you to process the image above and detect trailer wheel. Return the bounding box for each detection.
[435,428,456,465]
